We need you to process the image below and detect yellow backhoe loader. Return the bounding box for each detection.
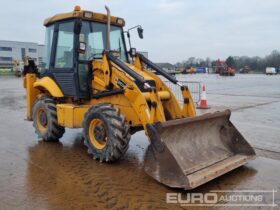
[23,6,256,189]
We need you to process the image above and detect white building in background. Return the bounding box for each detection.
[37,44,45,66]
[0,40,44,69]
[0,40,148,69]
[138,51,148,59]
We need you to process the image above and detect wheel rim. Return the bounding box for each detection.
[36,108,48,133]
[89,119,108,150]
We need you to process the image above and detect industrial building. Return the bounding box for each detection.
[155,62,176,72]
[0,40,44,69]
[0,40,147,71]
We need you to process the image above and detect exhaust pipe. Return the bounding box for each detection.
[105,5,111,51]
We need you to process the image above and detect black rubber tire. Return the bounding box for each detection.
[83,103,131,162]
[32,97,65,142]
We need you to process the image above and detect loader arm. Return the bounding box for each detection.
[89,53,166,129]
[134,54,196,118]
[88,52,196,131]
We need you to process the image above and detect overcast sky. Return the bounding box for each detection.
[0,0,279,63]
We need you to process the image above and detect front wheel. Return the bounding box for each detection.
[83,104,131,162]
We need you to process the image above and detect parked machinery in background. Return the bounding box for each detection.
[240,65,252,74]
[214,59,235,76]
[13,60,23,77]
[265,67,277,75]
[181,66,196,74]
[195,67,208,73]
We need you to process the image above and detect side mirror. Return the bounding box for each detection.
[127,31,130,39]
[137,27,144,39]
[79,42,86,54]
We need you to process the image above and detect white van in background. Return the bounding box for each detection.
[265,67,277,75]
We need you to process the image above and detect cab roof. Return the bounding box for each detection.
[44,6,125,27]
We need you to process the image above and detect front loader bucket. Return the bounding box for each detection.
[144,110,256,189]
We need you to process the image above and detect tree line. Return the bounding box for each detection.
[175,50,280,72]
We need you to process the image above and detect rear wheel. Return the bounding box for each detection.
[83,103,131,162]
[32,97,65,141]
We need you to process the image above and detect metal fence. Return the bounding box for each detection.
[163,80,201,106]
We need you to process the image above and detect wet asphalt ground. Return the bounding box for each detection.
[0,74,279,209]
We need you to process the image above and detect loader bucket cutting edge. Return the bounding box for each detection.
[144,110,256,189]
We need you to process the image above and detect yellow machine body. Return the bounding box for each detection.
[24,6,256,189]
[24,53,196,128]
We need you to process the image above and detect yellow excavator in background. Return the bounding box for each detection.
[23,6,256,189]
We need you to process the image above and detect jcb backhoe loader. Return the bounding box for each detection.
[23,6,256,189]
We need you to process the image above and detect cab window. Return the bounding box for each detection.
[41,25,54,71]
[55,22,74,68]
[79,21,127,62]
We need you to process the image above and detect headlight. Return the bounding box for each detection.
[116,18,124,25]
[84,12,93,18]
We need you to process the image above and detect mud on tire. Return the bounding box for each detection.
[32,96,65,141]
[83,103,131,162]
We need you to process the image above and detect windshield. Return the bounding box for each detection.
[79,21,127,62]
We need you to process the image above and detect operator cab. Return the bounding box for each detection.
[41,6,128,99]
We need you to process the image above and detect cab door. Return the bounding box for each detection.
[50,20,90,99]
[50,21,76,97]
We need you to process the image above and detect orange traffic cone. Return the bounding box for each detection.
[197,84,210,109]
